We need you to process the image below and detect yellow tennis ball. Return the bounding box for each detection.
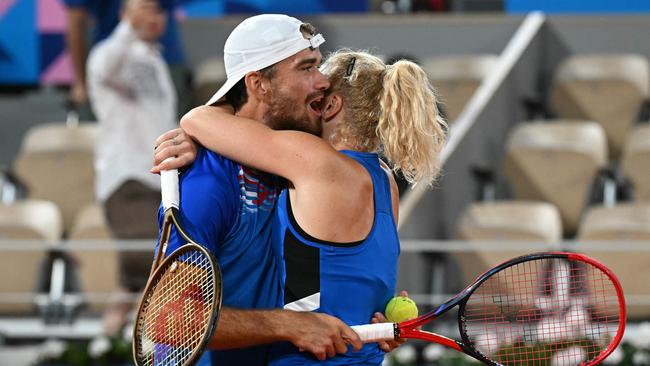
[385,296,418,323]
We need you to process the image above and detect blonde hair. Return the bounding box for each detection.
[321,50,447,186]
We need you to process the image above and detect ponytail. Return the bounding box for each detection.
[320,51,447,186]
[378,60,447,186]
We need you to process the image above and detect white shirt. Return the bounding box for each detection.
[87,21,177,202]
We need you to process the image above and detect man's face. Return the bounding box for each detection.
[139,6,166,42]
[125,0,167,43]
[262,48,330,136]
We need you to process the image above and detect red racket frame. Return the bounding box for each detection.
[395,252,626,365]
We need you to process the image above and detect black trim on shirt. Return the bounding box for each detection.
[284,229,320,305]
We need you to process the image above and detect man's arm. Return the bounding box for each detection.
[212,308,362,361]
[65,6,88,105]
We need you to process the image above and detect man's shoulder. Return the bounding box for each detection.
[197,147,239,170]
[181,148,240,184]
[176,149,240,215]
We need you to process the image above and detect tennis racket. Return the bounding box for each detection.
[133,168,223,366]
[352,252,625,365]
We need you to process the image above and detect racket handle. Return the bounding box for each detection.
[161,165,179,210]
[351,323,397,342]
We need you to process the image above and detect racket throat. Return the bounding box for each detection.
[404,331,493,365]
[403,330,463,352]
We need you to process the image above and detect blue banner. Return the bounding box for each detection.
[507,0,650,14]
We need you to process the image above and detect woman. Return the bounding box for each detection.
[178,50,445,365]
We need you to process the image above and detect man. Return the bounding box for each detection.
[152,15,363,366]
[86,0,177,335]
[64,0,188,116]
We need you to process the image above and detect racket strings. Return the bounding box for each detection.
[463,258,621,365]
[135,249,217,366]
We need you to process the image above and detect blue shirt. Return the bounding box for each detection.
[157,148,284,366]
[64,0,185,64]
[270,150,400,366]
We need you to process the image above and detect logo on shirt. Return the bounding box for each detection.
[238,167,279,212]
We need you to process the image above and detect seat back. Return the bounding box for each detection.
[0,200,62,314]
[622,125,650,201]
[192,57,227,106]
[14,123,97,234]
[422,54,497,122]
[550,54,650,158]
[69,204,120,313]
[577,203,650,319]
[455,201,562,282]
[502,121,607,235]
[0,200,63,242]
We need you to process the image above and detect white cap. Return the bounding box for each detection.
[205,14,326,106]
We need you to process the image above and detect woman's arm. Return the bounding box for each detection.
[176,105,345,185]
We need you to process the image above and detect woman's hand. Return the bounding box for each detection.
[372,290,411,353]
[151,128,198,173]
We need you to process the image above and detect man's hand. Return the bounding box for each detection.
[284,311,362,361]
[152,128,198,173]
[70,81,87,106]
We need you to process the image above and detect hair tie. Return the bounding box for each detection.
[345,57,357,78]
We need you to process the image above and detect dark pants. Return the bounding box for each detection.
[104,180,160,291]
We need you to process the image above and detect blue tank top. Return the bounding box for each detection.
[269,150,400,366]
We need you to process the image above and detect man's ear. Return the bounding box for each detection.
[323,94,343,121]
[243,72,271,101]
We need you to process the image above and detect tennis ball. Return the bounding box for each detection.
[385,296,418,323]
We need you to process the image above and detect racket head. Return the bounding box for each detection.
[452,252,625,366]
[133,242,223,366]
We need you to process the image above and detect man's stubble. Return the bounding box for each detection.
[263,84,323,137]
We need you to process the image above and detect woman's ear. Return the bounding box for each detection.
[323,94,343,121]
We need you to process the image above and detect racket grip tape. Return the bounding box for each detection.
[351,323,397,342]
[161,166,179,210]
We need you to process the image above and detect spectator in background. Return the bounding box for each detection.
[64,0,189,118]
[86,0,178,335]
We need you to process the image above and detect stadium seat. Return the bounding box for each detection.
[422,54,498,122]
[68,204,120,313]
[13,123,97,235]
[0,200,62,314]
[69,203,112,240]
[577,203,650,319]
[457,200,562,241]
[192,57,227,106]
[550,54,650,159]
[502,121,608,235]
[0,200,63,241]
[622,124,650,201]
[455,200,562,281]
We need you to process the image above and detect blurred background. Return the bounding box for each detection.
[1,0,649,365]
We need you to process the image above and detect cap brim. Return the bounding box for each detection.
[205,74,244,106]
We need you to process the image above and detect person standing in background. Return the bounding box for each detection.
[86,0,178,335]
[64,0,189,117]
